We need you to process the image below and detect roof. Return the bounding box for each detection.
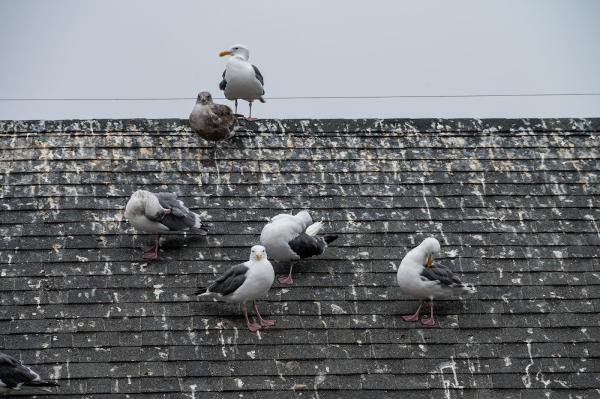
[1,117,599,398]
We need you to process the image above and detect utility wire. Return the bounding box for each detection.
[0,93,599,101]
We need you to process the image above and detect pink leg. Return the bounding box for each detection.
[253,301,276,327]
[246,102,256,121]
[402,300,424,322]
[242,303,261,332]
[421,300,436,326]
[277,263,294,285]
[143,235,160,260]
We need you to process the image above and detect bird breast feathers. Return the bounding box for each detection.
[235,262,274,296]
[225,61,261,85]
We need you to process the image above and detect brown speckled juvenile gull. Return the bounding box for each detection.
[189,91,237,141]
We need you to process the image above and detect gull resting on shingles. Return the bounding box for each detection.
[218,44,265,120]
[260,211,338,285]
[194,245,276,332]
[124,190,209,260]
[189,91,238,141]
[397,237,476,326]
[0,352,59,392]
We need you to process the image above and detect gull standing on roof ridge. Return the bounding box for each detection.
[397,237,476,326]
[218,44,265,120]
[194,245,276,332]
[189,91,238,141]
[124,190,209,260]
[0,352,59,392]
[260,211,338,285]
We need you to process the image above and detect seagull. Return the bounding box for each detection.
[194,245,275,332]
[189,91,238,141]
[260,211,338,285]
[397,237,476,326]
[0,352,59,392]
[124,190,208,260]
[218,44,265,120]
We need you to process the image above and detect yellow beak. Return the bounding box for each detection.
[426,255,433,268]
[219,50,232,57]
[256,253,263,261]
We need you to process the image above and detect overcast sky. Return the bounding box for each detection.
[0,0,599,120]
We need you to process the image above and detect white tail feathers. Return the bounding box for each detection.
[193,213,202,229]
[305,221,323,236]
[450,282,476,294]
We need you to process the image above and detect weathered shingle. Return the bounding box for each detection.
[0,118,599,398]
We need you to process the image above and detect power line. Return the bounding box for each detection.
[0,93,599,101]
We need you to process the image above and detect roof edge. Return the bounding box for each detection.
[0,118,599,134]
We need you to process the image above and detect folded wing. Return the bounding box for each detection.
[207,264,249,296]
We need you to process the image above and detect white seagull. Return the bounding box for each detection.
[0,352,59,392]
[397,237,475,326]
[124,190,208,260]
[189,91,238,141]
[218,44,265,119]
[260,211,338,285]
[194,245,275,332]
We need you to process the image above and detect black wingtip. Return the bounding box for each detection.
[324,235,338,244]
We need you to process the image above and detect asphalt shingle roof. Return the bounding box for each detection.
[0,118,599,398]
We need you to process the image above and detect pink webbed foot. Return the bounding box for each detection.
[247,323,262,332]
[421,317,436,327]
[277,275,294,285]
[259,319,276,327]
[142,246,159,260]
[401,301,424,322]
[401,313,420,322]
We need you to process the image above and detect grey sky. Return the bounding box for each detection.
[0,0,599,120]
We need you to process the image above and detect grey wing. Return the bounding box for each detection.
[252,65,264,86]
[0,354,38,389]
[208,264,249,296]
[219,70,227,91]
[155,192,197,231]
[420,264,463,287]
[288,233,326,259]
